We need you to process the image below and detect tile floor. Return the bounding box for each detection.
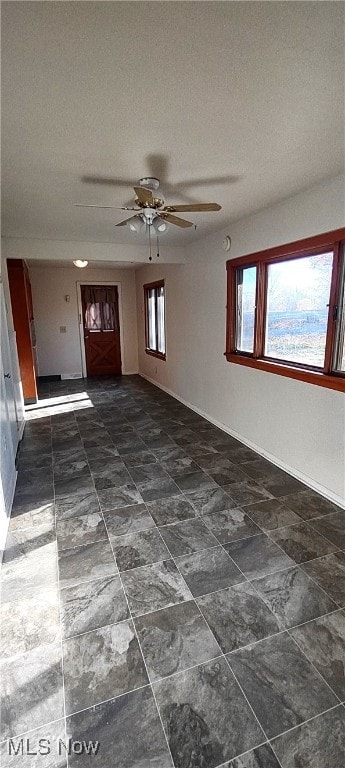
[1,375,345,768]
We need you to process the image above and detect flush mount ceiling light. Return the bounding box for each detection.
[73,260,88,268]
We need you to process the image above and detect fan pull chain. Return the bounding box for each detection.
[148,224,152,261]
[156,234,160,259]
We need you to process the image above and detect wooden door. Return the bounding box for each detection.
[81,285,122,377]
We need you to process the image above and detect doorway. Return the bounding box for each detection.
[80,284,122,377]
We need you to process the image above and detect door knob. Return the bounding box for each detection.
[4,373,11,379]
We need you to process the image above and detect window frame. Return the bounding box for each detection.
[144,279,166,360]
[225,228,345,392]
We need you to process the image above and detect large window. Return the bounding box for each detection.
[144,280,166,359]
[226,229,345,391]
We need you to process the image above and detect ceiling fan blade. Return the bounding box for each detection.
[133,186,154,205]
[159,212,193,228]
[115,215,138,227]
[75,204,139,210]
[164,202,221,212]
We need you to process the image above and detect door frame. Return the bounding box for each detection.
[76,281,125,378]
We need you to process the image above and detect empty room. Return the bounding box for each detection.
[1,2,344,768]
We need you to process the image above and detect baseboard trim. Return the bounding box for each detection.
[140,372,345,510]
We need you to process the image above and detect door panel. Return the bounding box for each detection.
[81,285,122,377]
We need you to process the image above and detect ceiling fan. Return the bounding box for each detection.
[75,177,221,233]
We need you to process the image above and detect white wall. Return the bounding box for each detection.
[136,175,345,505]
[29,265,139,376]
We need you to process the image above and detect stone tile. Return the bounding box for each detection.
[53,451,89,480]
[9,486,55,531]
[228,632,337,739]
[15,467,54,492]
[92,464,132,491]
[173,470,217,493]
[241,458,283,483]
[146,495,197,526]
[0,720,67,768]
[135,600,221,682]
[121,559,192,617]
[227,744,281,768]
[308,510,345,549]
[197,581,281,653]
[137,477,181,503]
[0,584,60,658]
[60,574,129,639]
[224,533,294,579]
[154,657,264,768]
[111,528,170,570]
[290,610,345,699]
[54,475,94,500]
[260,474,305,498]
[159,517,219,556]
[56,511,107,550]
[252,565,337,629]
[0,642,64,739]
[202,507,262,544]
[281,488,342,521]
[97,484,143,510]
[223,480,274,507]
[270,521,337,564]
[122,449,157,467]
[1,526,58,594]
[55,489,100,520]
[271,705,345,768]
[301,552,345,606]
[58,539,118,589]
[245,498,302,530]
[66,686,173,768]
[187,487,236,515]
[63,620,148,715]
[102,503,155,536]
[225,446,260,464]
[176,546,244,597]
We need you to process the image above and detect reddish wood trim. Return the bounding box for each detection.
[145,349,166,361]
[254,262,267,357]
[143,279,165,291]
[225,353,345,392]
[226,263,237,353]
[324,242,341,373]
[226,228,345,269]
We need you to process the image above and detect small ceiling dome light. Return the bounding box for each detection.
[73,260,88,268]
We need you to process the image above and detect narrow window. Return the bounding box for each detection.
[236,266,257,354]
[144,280,166,360]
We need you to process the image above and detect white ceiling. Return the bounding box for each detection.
[2,1,344,247]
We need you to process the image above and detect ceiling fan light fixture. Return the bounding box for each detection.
[73,260,88,268]
[128,215,145,233]
[152,218,167,233]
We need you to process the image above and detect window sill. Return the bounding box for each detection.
[225,352,345,392]
[145,348,166,361]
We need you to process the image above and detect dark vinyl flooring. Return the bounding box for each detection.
[1,375,345,768]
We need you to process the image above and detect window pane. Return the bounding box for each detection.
[333,254,345,372]
[265,252,333,367]
[236,266,256,353]
[157,286,165,354]
[148,289,156,349]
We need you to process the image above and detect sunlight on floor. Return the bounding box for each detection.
[25,393,94,421]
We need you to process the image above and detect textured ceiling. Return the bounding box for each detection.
[2,1,344,247]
